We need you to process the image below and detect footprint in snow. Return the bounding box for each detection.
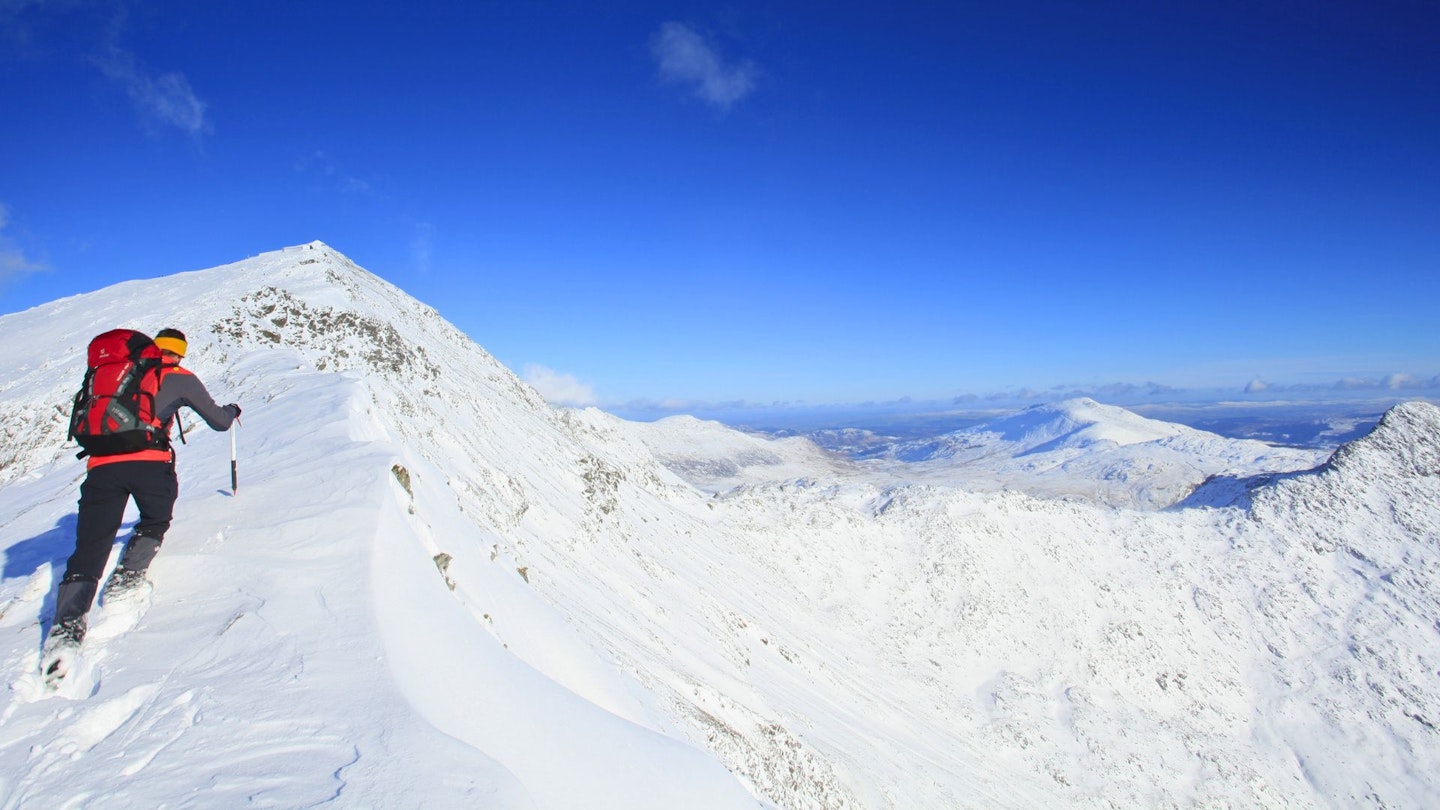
[31,683,162,758]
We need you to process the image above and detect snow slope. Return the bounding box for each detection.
[2,243,1438,808]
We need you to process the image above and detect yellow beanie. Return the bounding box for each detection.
[154,329,188,357]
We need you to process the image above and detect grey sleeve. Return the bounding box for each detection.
[155,371,237,432]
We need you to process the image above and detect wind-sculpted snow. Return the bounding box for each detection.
[2,244,1438,808]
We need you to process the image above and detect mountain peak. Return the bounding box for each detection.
[1323,399,1440,479]
[961,397,1185,453]
[0,244,521,483]
[229,241,382,292]
[1246,399,1439,553]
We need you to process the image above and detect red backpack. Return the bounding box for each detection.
[68,329,171,459]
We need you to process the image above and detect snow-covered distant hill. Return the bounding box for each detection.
[618,400,1325,510]
[2,243,1438,809]
[610,414,860,494]
[853,398,1327,509]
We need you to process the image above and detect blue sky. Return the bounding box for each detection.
[2,1,1437,417]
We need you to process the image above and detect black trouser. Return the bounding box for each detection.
[65,460,178,583]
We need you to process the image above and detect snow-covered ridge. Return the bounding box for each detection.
[2,243,1438,808]
[0,242,530,483]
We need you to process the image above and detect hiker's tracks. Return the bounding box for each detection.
[9,683,183,804]
[40,683,163,757]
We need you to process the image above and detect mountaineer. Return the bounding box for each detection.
[43,328,240,683]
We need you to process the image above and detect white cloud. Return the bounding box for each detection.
[650,21,758,112]
[1383,373,1413,390]
[94,47,210,137]
[522,364,597,407]
[1244,378,1270,393]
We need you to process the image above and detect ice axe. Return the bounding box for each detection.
[230,419,239,496]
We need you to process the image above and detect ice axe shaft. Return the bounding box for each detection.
[230,421,239,495]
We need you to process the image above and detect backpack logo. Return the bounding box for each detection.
[68,329,171,459]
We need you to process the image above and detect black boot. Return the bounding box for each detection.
[51,574,98,636]
[117,533,163,574]
[42,575,97,682]
[106,534,162,603]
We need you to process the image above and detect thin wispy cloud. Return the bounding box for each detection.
[410,222,435,275]
[3,1,210,137]
[522,364,598,407]
[650,21,758,112]
[93,46,210,138]
[0,0,53,54]
[296,150,376,196]
[0,202,49,288]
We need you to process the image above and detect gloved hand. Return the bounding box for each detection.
[227,403,242,420]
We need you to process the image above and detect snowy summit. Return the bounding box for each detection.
[1,243,1438,808]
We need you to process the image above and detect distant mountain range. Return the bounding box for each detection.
[628,398,1328,510]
